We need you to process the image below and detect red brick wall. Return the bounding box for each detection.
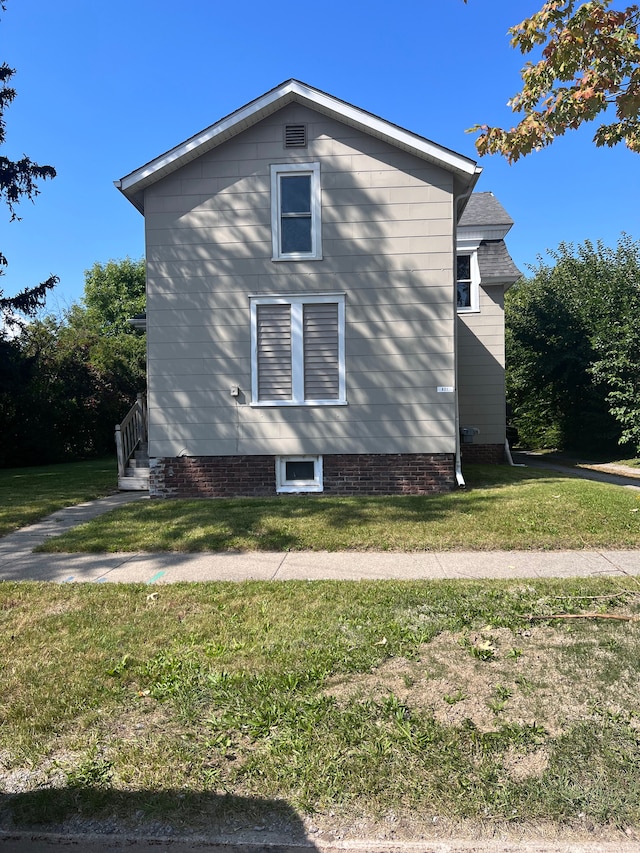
[149,456,275,498]
[460,443,505,464]
[149,453,456,498]
[323,454,455,495]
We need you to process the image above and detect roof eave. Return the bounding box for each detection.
[458,224,513,241]
[116,80,481,214]
[482,274,523,288]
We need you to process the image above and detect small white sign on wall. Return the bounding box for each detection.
[437,386,455,393]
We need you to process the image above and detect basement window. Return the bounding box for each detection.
[276,455,323,493]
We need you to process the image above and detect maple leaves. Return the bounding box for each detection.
[465,1,640,160]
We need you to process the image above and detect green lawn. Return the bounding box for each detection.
[1,578,639,838]
[0,458,117,537]
[38,464,640,552]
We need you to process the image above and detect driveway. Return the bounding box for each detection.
[511,451,640,490]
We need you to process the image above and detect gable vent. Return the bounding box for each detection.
[284,124,307,148]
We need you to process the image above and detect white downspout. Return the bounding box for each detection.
[504,437,515,466]
[504,438,525,467]
[453,183,478,488]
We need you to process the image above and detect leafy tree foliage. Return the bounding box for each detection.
[75,258,146,337]
[0,2,58,323]
[65,258,146,392]
[466,1,640,160]
[0,259,146,466]
[506,236,640,453]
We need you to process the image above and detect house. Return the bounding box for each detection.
[115,80,521,497]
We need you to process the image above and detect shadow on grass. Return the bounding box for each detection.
[1,788,316,848]
[37,463,609,553]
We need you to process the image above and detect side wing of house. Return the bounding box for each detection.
[456,192,521,462]
[116,81,482,497]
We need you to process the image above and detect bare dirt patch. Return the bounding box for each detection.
[326,623,640,736]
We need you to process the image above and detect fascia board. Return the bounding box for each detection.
[115,83,298,211]
[456,237,482,252]
[288,81,479,179]
[116,80,480,213]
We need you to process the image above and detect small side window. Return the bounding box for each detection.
[271,163,322,261]
[456,252,479,312]
[457,255,472,309]
[276,455,323,493]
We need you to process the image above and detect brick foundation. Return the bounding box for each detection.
[323,453,454,495]
[460,443,505,464]
[149,453,456,498]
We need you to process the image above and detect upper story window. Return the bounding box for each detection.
[456,252,480,313]
[270,163,322,261]
[250,293,345,406]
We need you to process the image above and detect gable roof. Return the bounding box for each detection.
[115,79,482,213]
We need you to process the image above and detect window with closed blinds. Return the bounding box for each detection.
[256,303,292,400]
[303,302,339,400]
[251,295,345,406]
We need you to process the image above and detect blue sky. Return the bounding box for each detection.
[1,0,637,313]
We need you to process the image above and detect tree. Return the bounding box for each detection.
[0,258,146,466]
[0,1,57,324]
[64,258,146,399]
[76,258,146,337]
[506,236,640,453]
[466,1,640,161]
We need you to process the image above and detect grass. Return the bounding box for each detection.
[37,464,640,553]
[1,578,640,838]
[0,458,117,537]
[615,457,640,469]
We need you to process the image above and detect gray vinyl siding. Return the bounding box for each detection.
[457,285,506,444]
[144,103,457,458]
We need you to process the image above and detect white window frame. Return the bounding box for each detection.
[270,163,322,261]
[250,293,346,407]
[456,250,480,313]
[276,455,323,493]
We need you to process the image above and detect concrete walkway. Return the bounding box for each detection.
[0,480,639,583]
[512,450,640,489]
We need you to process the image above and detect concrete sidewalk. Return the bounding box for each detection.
[0,489,639,583]
[1,547,639,584]
[1,466,639,584]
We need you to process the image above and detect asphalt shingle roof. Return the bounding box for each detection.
[477,240,522,283]
[460,192,514,228]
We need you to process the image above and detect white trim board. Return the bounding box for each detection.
[115,79,481,213]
